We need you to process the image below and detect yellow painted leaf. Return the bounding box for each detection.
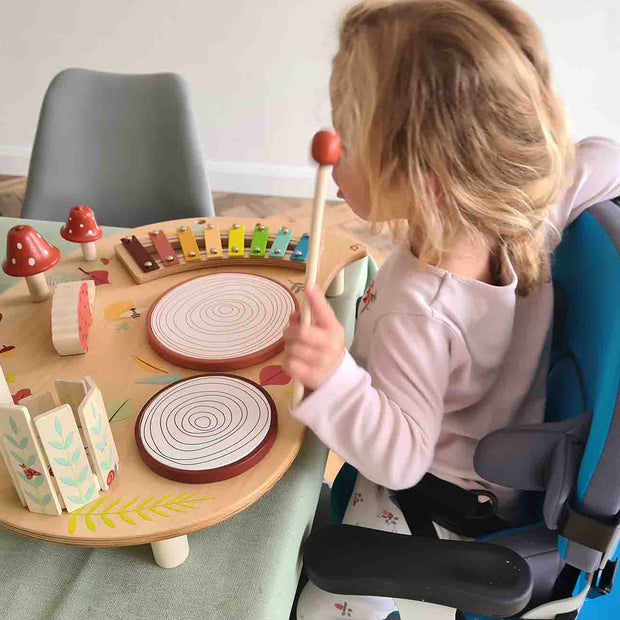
[118,512,136,525]
[152,494,172,507]
[5,372,15,384]
[178,503,198,510]
[138,497,154,510]
[68,515,77,535]
[136,509,152,521]
[149,507,169,517]
[101,514,115,528]
[85,515,96,532]
[121,497,138,512]
[102,499,121,515]
[86,496,107,515]
[163,505,186,513]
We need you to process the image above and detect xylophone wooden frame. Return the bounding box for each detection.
[115,218,314,285]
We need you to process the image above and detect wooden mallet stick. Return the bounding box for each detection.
[292,130,342,408]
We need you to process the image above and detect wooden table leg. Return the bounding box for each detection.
[150,534,190,568]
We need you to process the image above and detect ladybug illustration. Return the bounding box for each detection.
[107,470,115,486]
[334,602,353,617]
[19,463,41,480]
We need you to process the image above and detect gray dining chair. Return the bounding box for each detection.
[22,68,215,228]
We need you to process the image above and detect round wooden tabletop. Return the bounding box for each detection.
[0,216,366,546]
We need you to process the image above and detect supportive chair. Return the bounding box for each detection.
[22,68,214,228]
[302,199,620,619]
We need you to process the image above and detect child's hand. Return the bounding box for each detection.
[283,285,345,390]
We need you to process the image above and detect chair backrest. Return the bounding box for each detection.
[22,68,214,228]
[548,200,620,571]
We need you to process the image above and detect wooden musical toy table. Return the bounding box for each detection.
[0,215,366,568]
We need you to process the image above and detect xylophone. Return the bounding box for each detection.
[115,221,312,285]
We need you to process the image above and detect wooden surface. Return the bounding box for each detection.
[0,216,366,547]
[0,177,392,263]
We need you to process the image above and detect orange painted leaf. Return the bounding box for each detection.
[259,365,291,386]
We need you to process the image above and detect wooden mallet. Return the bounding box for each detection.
[291,129,342,408]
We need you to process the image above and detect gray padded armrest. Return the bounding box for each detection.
[303,525,533,617]
[474,413,590,528]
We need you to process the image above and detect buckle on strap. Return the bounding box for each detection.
[588,560,618,599]
[560,506,620,553]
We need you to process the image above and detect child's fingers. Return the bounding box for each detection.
[305,285,338,329]
[282,358,316,388]
[284,342,320,365]
[284,322,319,346]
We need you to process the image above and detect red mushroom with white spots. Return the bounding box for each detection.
[2,225,61,302]
[60,205,103,261]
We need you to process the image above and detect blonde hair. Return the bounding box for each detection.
[331,0,574,294]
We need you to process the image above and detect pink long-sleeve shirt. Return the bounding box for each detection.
[292,137,620,515]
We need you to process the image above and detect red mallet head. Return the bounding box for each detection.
[311,130,341,166]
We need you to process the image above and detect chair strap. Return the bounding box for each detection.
[560,505,620,553]
[396,474,507,538]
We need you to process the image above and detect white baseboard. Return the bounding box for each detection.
[0,146,339,200]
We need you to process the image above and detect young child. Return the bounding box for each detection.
[284,0,620,618]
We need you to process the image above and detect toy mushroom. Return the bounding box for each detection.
[60,205,103,261]
[2,225,61,302]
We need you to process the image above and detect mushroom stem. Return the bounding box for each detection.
[82,242,98,261]
[25,272,50,302]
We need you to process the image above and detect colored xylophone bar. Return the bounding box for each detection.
[116,221,311,284]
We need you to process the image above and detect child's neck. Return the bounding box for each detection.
[439,236,497,285]
[410,233,498,285]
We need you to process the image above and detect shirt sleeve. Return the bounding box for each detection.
[291,312,451,490]
[550,137,620,234]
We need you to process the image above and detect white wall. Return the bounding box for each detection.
[1,0,619,199]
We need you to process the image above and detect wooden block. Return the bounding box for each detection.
[0,363,13,406]
[78,387,120,491]
[83,376,97,392]
[249,224,270,257]
[204,223,223,258]
[0,442,27,506]
[269,227,294,258]
[0,403,62,515]
[148,230,179,267]
[177,226,201,262]
[55,379,88,424]
[51,281,95,356]
[121,235,159,273]
[290,233,310,261]
[228,223,245,257]
[34,405,100,513]
[19,392,57,417]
